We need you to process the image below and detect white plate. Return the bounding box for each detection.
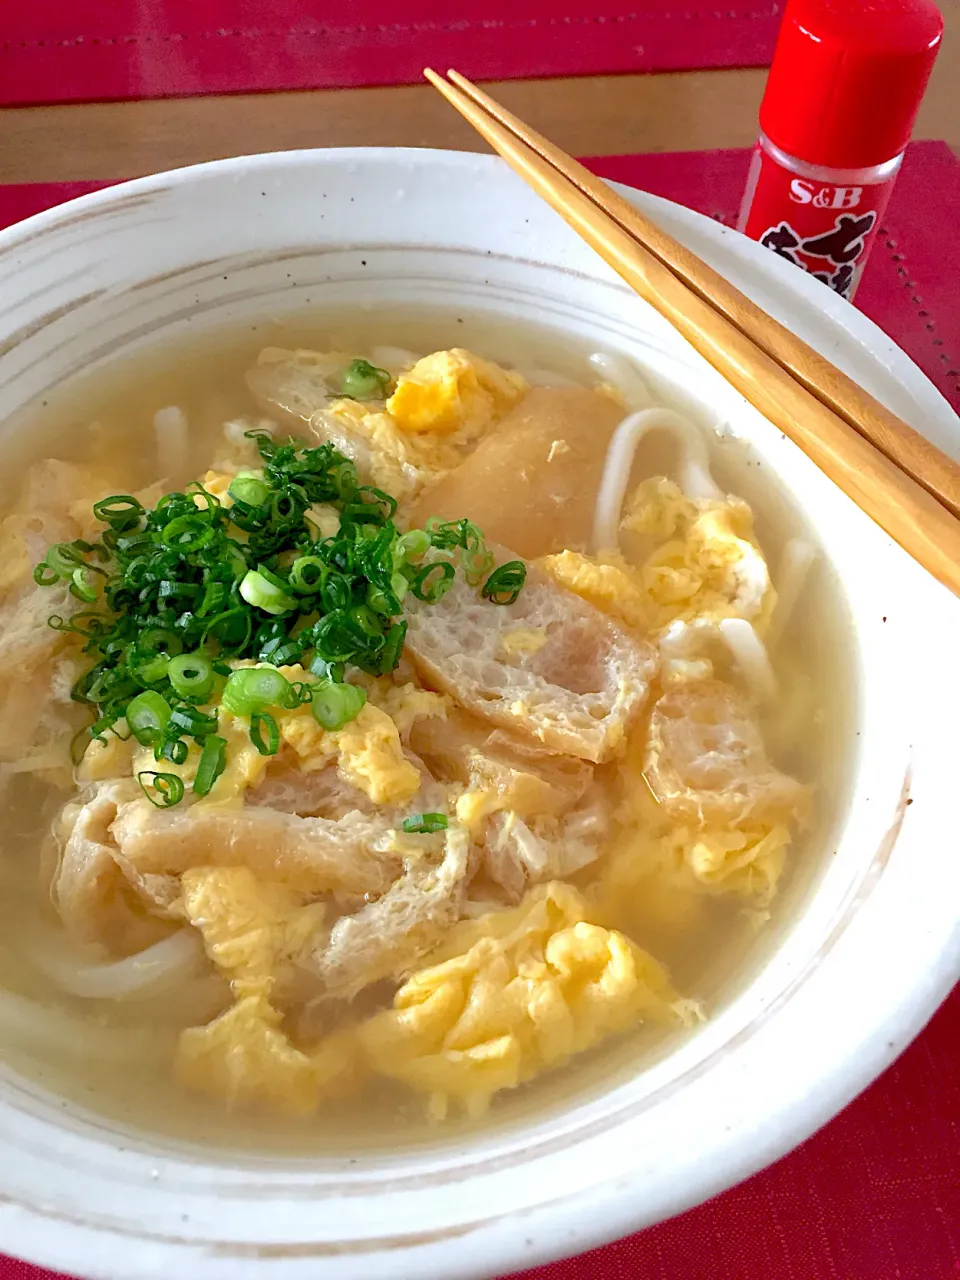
[0,148,957,1280]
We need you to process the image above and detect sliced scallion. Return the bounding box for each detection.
[221,666,291,716]
[166,653,215,701]
[402,813,448,834]
[33,427,527,805]
[250,711,280,756]
[339,358,391,400]
[228,472,270,508]
[481,560,526,605]
[193,735,227,797]
[310,680,366,731]
[138,770,184,807]
[126,690,172,747]
[240,568,297,615]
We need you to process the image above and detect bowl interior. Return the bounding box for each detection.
[0,148,956,1280]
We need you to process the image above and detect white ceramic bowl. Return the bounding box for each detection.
[0,148,958,1280]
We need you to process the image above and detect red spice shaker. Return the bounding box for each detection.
[738,0,943,301]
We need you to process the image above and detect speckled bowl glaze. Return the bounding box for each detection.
[0,149,957,1280]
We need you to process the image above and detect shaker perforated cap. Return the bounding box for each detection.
[759,0,943,168]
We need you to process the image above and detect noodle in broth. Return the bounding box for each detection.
[0,309,854,1152]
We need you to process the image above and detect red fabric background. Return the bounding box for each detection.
[0,145,956,1278]
[0,0,783,105]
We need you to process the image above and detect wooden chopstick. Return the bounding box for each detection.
[425,67,960,598]
[435,68,960,527]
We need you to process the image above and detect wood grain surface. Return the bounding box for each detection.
[0,0,957,183]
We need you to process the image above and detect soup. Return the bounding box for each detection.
[0,311,853,1152]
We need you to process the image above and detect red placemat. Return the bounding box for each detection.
[0,145,956,1280]
[0,0,783,106]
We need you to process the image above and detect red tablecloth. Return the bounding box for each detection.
[0,0,783,105]
[0,144,956,1280]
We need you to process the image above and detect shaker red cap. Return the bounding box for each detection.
[759,0,943,168]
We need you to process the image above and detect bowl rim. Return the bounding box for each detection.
[0,145,957,1280]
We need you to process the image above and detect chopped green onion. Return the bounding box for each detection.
[402,813,448,834]
[482,560,526,605]
[350,604,383,640]
[289,555,327,593]
[339,358,391,400]
[33,564,62,587]
[126,690,172,746]
[411,561,455,602]
[250,712,280,756]
[240,568,296,615]
[32,426,526,806]
[92,495,143,530]
[161,738,189,765]
[221,666,291,716]
[310,680,366,731]
[228,472,270,507]
[309,654,345,682]
[135,654,171,685]
[139,628,183,657]
[161,514,216,553]
[69,566,99,602]
[70,724,94,767]
[193,735,227,797]
[367,572,407,615]
[138,771,184,808]
[379,621,407,674]
[44,541,85,578]
[169,705,219,738]
[319,572,351,613]
[167,653,215,701]
[462,546,495,587]
[201,608,252,654]
[396,529,431,562]
[310,612,360,661]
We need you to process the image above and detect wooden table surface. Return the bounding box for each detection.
[0,3,958,184]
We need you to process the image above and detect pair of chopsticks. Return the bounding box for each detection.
[425,68,960,599]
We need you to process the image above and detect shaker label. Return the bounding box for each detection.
[741,145,896,300]
[789,179,864,209]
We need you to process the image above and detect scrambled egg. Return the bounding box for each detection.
[119,665,426,808]
[498,626,549,659]
[454,778,547,834]
[619,478,775,633]
[332,703,421,805]
[539,550,650,632]
[178,995,321,1114]
[387,349,527,436]
[175,866,361,1113]
[197,470,235,504]
[360,677,449,739]
[589,828,707,946]
[325,397,429,497]
[358,881,696,1119]
[177,866,322,997]
[600,818,791,908]
[538,477,774,641]
[80,731,136,782]
[317,350,528,498]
